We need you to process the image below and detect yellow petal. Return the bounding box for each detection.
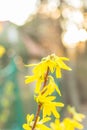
[55,102,64,107]
[41,117,51,123]
[22,124,31,130]
[74,113,85,122]
[51,106,60,118]
[58,59,72,71]
[37,124,50,130]
[27,114,34,123]
[35,79,42,93]
[54,83,61,96]
[72,120,84,129]
[56,67,62,78]
[46,60,55,73]
[60,57,70,61]
[25,76,36,84]
[43,104,51,117]
[45,96,56,102]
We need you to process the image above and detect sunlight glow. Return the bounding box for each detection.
[0,0,37,26]
[62,27,87,48]
[79,29,87,42]
[48,0,60,11]
[62,8,84,25]
[65,0,83,8]
[61,0,86,48]
[62,30,79,48]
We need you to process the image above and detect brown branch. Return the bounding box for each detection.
[32,67,49,130]
[32,104,42,130]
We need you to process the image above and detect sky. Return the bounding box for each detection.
[0,0,37,26]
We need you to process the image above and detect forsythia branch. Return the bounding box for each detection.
[23,54,85,130]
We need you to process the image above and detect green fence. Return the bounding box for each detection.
[0,58,24,130]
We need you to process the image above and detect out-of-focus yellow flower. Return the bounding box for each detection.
[50,106,85,130]
[50,118,84,130]
[36,92,64,118]
[67,106,85,122]
[22,114,51,130]
[63,118,84,130]
[0,45,5,58]
[50,119,64,130]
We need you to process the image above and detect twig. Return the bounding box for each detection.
[32,67,49,130]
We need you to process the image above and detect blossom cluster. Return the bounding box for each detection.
[23,54,85,130]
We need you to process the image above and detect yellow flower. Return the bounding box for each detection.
[25,54,71,80]
[23,114,51,130]
[23,114,34,130]
[42,54,72,78]
[0,45,5,58]
[67,106,85,122]
[36,92,64,118]
[25,54,71,93]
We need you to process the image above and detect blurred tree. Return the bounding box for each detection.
[18,0,87,109]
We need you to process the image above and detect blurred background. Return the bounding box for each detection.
[0,0,87,129]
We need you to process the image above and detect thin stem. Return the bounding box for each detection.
[32,67,49,130]
[41,67,49,94]
[32,104,42,130]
